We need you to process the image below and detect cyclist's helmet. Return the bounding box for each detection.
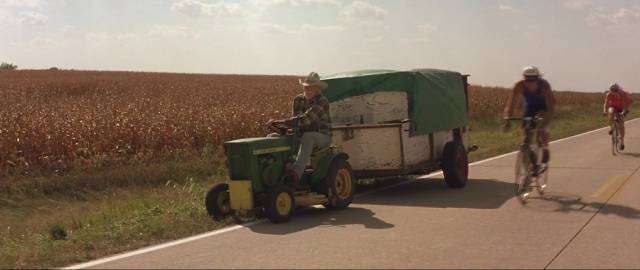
[522,66,542,81]
[609,83,621,91]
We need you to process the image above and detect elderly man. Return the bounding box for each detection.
[269,72,332,181]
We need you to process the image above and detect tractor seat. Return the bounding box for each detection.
[311,146,333,157]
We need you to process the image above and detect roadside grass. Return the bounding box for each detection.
[468,104,640,162]
[1,104,637,269]
[0,179,232,269]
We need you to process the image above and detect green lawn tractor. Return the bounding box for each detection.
[205,122,356,223]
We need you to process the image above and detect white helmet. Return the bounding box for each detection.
[522,66,542,77]
[609,83,621,91]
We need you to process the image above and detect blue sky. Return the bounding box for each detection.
[1,0,639,92]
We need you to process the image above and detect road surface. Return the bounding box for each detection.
[69,120,640,269]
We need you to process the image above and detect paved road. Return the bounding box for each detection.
[72,120,640,269]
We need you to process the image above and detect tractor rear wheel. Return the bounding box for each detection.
[265,185,295,223]
[205,183,232,220]
[441,141,469,188]
[323,159,356,210]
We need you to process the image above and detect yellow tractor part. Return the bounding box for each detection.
[294,192,328,207]
[229,180,254,212]
[335,168,354,199]
[275,192,293,216]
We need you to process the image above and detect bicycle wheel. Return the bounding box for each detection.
[514,150,531,196]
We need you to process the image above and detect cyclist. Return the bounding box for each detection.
[603,83,632,150]
[503,66,556,164]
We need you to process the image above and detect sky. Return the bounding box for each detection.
[1,0,639,92]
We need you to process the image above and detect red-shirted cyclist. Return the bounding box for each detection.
[604,83,632,150]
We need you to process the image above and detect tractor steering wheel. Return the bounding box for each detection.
[268,121,290,136]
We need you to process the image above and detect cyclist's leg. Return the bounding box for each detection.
[522,109,536,146]
[618,109,626,147]
[537,111,552,163]
[607,107,615,134]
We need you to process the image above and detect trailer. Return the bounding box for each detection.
[322,69,472,187]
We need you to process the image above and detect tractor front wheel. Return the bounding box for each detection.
[205,183,232,220]
[323,159,356,210]
[265,185,295,223]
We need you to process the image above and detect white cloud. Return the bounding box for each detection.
[498,4,519,14]
[61,25,81,37]
[17,11,45,24]
[252,23,344,35]
[251,0,341,8]
[407,37,429,43]
[86,32,138,41]
[417,23,436,32]
[587,8,640,28]
[29,37,57,46]
[339,1,387,23]
[409,23,436,44]
[363,35,383,43]
[1,0,41,8]
[148,25,199,38]
[300,23,344,32]
[562,0,594,10]
[171,0,245,17]
[257,23,299,35]
[1,10,46,25]
[298,0,341,6]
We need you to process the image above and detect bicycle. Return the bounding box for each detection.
[505,117,549,203]
[608,111,626,155]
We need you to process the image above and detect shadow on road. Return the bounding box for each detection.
[355,178,513,209]
[526,192,640,219]
[249,207,393,235]
[620,152,640,158]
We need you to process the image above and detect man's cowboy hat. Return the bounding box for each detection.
[299,72,328,89]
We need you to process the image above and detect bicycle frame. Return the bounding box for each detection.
[610,112,625,155]
[505,117,549,202]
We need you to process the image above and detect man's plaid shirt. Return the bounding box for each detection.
[288,94,332,135]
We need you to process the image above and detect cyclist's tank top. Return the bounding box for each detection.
[523,79,547,111]
[607,91,629,110]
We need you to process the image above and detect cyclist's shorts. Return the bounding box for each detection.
[607,106,624,114]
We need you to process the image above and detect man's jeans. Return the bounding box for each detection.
[293,132,331,178]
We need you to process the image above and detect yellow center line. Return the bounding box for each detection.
[591,175,632,202]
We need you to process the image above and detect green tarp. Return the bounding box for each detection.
[321,69,468,135]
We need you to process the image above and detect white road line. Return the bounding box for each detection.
[63,118,640,269]
[62,220,264,269]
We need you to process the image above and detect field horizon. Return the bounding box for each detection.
[1,69,615,94]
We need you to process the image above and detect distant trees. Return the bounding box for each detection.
[0,62,18,70]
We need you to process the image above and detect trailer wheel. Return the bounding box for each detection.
[205,183,232,220]
[323,159,356,210]
[441,141,469,188]
[265,185,295,223]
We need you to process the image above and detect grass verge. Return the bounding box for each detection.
[1,105,637,269]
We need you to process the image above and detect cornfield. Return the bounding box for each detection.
[0,70,616,177]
